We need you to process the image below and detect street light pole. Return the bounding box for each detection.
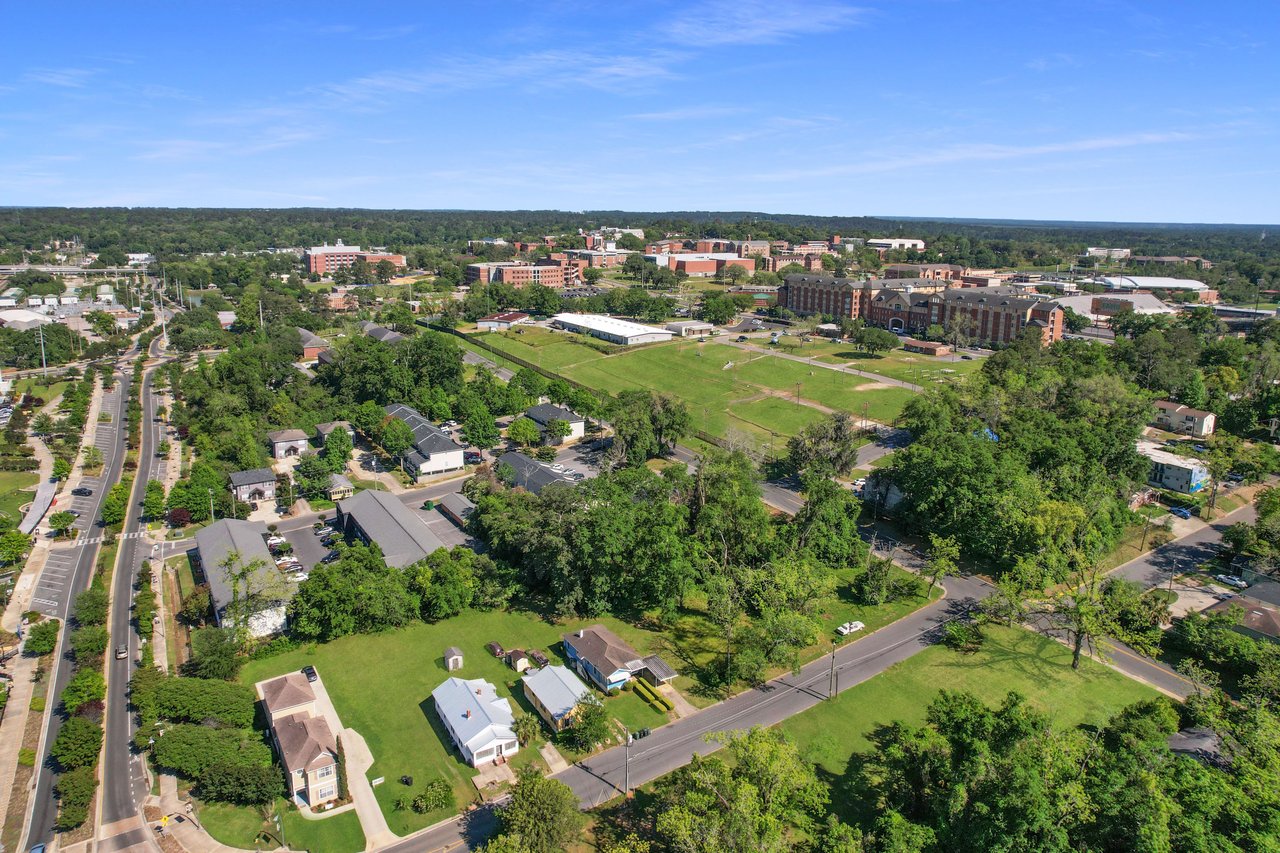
[624,731,632,796]
[828,640,837,699]
[208,488,215,522]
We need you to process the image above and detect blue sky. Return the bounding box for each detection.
[2,1,1277,222]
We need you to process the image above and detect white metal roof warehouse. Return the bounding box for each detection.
[551,313,673,345]
[1100,275,1208,292]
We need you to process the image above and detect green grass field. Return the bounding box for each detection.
[779,625,1158,825]
[13,378,69,403]
[237,570,938,832]
[0,471,39,530]
[200,799,366,853]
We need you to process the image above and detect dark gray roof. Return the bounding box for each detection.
[229,468,275,488]
[194,519,291,617]
[360,320,404,344]
[526,403,581,426]
[317,349,336,366]
[438,492,475,520]
[384,403,463,457]
[295,327,327,348]
[641,654,678,682]
[315,420,352,438]
[267,429,308,442]
[497,451,570,494]
[337,489,444,568]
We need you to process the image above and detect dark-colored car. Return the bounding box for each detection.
[464,451,483,465]
[321,551,341,564]
[737,335,749,342]
[71,487,93,497]
[302,665,318,682]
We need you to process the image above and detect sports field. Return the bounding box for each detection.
[474,333,916,447]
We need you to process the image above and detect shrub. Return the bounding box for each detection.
[411,778,453,813]
[18,747,36,766]
[196,762,281,805]
[54,765,98,830]
[25,619,60,656]
[30,695,45,712]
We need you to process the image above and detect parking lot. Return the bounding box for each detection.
[30,548,80,615]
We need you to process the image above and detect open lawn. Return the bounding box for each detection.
[0,470,39,530]
[200,799,365,853]
[812,344,986,385]
[237,572,938,832]
[240,610,670,834]
[13,378,69,403]
[780,624,1158,825]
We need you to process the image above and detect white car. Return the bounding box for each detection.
[836,620,866,636]
[275,556,295,566]
[266,536,287,545]
[1215,574,1248,589]
[550,463,566,472]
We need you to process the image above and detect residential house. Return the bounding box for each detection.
[256,673,340,806]
[194,519,294,638]
[522,665,591,731]
[335,488,443,569]
[431,677,519,767]
[268,429,311,459]
[315,421,354,444]
[902,339,951,357]
[327,473,355,501]
[497,451,571,494]
[229,468,277,503]
[524,403,585,444]
[1153,401,1216,438]
[359,320,404,345]
[296,327,329,362]
[383,403,465,477]
[561,624,677,692]
[1204,596,1280,644]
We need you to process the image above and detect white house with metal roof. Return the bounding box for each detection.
[384,403,465,477]
[431,677,519,767]
[522,665,591,731]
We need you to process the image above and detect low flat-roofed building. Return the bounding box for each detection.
[195,519,293,637]
[902,338,951,356]
[477,311,532,331]
[551,313,673,346]
[336,488,443,568]
[666,320,716,337]
[0,309,52,331]
[1137,440,1208,494]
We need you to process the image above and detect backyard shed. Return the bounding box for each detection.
[444,646,464,671]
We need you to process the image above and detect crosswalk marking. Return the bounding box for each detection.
[32,597,59,607]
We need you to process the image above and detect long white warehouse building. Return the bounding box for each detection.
[551,313,673,346]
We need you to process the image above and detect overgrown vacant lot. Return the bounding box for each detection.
[239,569,938,833]
[779,625,1158,825]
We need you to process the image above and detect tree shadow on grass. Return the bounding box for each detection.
[818,750,881,830]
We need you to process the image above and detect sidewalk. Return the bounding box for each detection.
[17,392,64,536]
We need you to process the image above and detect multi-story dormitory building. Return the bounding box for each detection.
[777,274,1063,346]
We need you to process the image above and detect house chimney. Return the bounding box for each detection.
[577,630,584,638]
[463,710,471,718]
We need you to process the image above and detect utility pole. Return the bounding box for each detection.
[208,488,215,522]
[828,640,837,699]
[624,731,632,795]
[38,324,48,378]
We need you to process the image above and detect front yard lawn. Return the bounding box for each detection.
[200,799,365,853]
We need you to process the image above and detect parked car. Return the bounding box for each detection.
[314,526,334,537]
[1169,506,1194,520]
[266,535,286,545]
[1214,592,1236,601]
[1215,574,1248,589]
[837,621,866,636]
[71,487,93,497]
[321,551,341,564]
[464,451,483,465]
[302,665,318,682]
[275,556,296,566]
[737,335,749,342]
[960,354,973,360]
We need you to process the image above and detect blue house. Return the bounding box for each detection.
[562,625,678,692]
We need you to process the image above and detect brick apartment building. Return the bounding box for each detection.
[883,263,966,281]
[465,261,573,287]
[762,253,826,273]
[303,241,406,276]
[778,274,1062,345]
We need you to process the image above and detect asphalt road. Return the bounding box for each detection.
[25,360,134,850]
[101,357,167,828]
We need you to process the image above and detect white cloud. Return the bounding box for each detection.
[666,0,865,46]
[22,67,100,88]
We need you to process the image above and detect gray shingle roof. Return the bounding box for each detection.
[194,519,292,618]
[360,321,404,344]
[337,488,444,568]
[296,327,328,348]
[384,403,463,457]
[525,403,582,427]
[438,492,475,521]
[563,624,642,675]
[497,451,569,494]
[267,429,309,442]
[229,468,275,488]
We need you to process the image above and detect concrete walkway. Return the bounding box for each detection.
[308,673,397,850]
[722,339,924,392]
[17,393,65,535]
